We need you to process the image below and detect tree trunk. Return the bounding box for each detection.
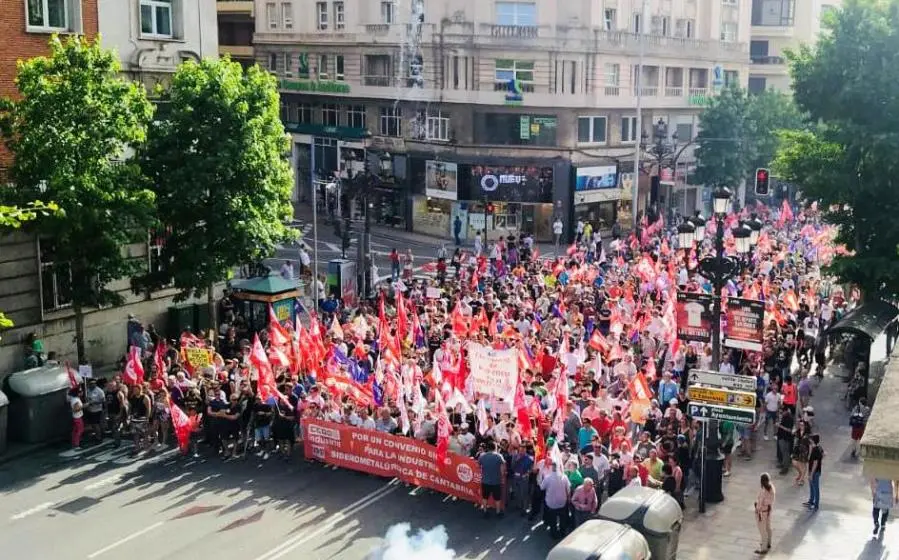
[74,303,86,365]
[207,283,217,342]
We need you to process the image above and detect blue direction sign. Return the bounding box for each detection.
[689,403,756,425]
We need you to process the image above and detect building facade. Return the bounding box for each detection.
[218,0,255,68]
[748,0,839,93]
[254,0,750,240]
[0,0,218,380]
[97,0,219,91]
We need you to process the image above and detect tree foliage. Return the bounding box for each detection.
[773,0,899,298]
[0,35,155,361]
[694,86,804,189]
[136,57,295,306]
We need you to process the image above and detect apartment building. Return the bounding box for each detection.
[98,0,218,90]
[255,0,750,240]
[749,0,839,92]
[0,1,215,379]
[218,0,255,68]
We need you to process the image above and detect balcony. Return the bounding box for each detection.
[494,80,535,93]
[664,86,683,97]
[688,87,708,97]
[487,24,539,38]
[633,86,658,96]
[364,76,394,87]
[366,24,391,35]
[604,85,620,96]
[216,0,253,15]
[219,44,254,58]
[750,55,786,65]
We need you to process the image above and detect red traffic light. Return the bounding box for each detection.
[757,169,768,181]
[755,168,770,196]
[486,204,495,214]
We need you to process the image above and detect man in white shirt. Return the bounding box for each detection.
[539,462,571,538]
[553,218,564,250]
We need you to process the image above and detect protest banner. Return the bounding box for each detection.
[675,291,714,343]
[467,342,519,402]
[182,347,214,369]
[724,297,765,351]
[303,419,482,503]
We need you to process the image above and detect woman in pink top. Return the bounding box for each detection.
[755,472,776,555]
[571,478,598,527]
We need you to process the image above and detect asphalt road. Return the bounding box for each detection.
[0,441,559,560]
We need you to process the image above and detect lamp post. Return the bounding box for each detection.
[677,220,695,272]
[640,118,682,219]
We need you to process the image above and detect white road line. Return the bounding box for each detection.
[83,474,123,492]
[86,521,164,559]
[10,501,56,521]
[323,242,340,252]
[252,481,399,560]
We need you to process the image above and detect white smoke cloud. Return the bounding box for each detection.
[367,523,456,560]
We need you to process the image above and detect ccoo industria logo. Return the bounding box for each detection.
[504,78,524,105]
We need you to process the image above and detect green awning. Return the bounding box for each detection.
[229,275,297,295]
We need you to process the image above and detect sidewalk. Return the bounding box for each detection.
[677,363,892,560]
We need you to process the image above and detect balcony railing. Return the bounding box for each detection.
[366,24,390,34]
[494,81,535,93]
[664,86,684,97]
[750,55,786,65]
[364,76,394,87]
[604,85,620,96]
[488,24,539,38]
[688,87,708,97]
[634,86,658,96]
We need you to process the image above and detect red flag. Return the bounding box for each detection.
[589,330,610,353]
[154,341,167,381]
[395,291,409,344]
[169,402,197,453]
[250,335,278,403]
[451,302,469,337]
[434,390,451,464]
[123,346,144,386]
[65,362,79,390]
[629,372,653,401]
[268,305,291,347]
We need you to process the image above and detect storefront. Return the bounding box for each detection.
[408,155,567,242]
[572,164,623,233]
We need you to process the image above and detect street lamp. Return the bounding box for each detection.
[747,214,763,247]
[380,152,392,174]
[732,222,753,256]
[640,118,681,217]
[712,186,732,215]
[677,220,696,274]
[690,213,707,241]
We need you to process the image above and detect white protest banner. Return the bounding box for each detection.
[467,342,519,403]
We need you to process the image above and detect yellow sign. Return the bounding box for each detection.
[182,347,213,368]
[687,386,756,409]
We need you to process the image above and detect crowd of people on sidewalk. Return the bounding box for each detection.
[64,197,871,551]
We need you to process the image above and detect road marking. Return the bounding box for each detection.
[87,521,164,558]
[10,501,56,521]
[84,474,123,491]
[252,481,399,560]
[323,242,340,252]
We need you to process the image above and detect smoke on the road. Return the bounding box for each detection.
[366,523,455,560]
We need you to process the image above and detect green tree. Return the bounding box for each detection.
[136,57,294,332]
[694,86,803,191]
[774,0,899,299]
[0,36,155,363]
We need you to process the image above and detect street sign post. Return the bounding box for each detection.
[687,386,757,409]
[687,369,756,393]
[689,403,757,425]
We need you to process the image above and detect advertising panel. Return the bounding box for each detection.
[425,160,458,201]
[675,291,715,343]
[303,420,483,503]
[575,165,618,191]
[469,165,553,202]
[724,297,765,351]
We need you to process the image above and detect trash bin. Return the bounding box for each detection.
[5,364,79,444]
[0,388,8,455]
[545,519,651,560]
[598,485,683,560]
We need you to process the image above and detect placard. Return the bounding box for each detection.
[724,297,765,352]
[675,291,715,343]
[182,347,214,369]
[467,342,519,402]
[426,287,441,299]
[303,419,482,503]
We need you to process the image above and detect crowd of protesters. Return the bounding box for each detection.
[64,198,866,550]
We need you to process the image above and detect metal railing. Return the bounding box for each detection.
[363,76,393,87]
[688,87,708,97]
[604,85,620,96]
[634,86,658,96]
[750,55,786,65]
[487,24,539,38]
[664,86,684,97]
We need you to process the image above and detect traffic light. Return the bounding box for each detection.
[486,203,495,215]
[754,168,770,196]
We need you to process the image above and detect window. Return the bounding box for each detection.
[334,1,345,29]
[283,53,293,75]
[651,16,670,36]
[281,2,293,29]
[280,101,290,122]
[365,54,392,86]
[676,123,693,141]
[27,0,70,30]
[297,104,313,124]
[603,63,620,94]
[39,240,73,311]
[318,55,328,79]
[379,106,402,137]
[604,9,616,30]
[675,18,694,38]
[752,0,795,26]
[475,114,557,148]
[298,53,310,78]
[621,116,638,143]
[495,2,536,26]
[722,0,738,5]
[633,12,642,33]
[426,111,450,141]
[720,22,737,42]
[266,2,277,29]
[140,0,172,37]
[494,59,535,90]
[148,227,172,286]
[322,103,339,127]
[335,55,345,80]
[724,70,739,86]
[316,2,328,29]
[381,1,394,23]
[577,116,607,144]
[748,76,767,94]
[268,52,278,72]
[346,105,366,129]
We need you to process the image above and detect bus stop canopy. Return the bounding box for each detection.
[826,300,899,343]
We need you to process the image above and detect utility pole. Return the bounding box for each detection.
[631,0,648,231]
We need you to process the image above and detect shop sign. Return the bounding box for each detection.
[469,165,553,203]
[575,165,617,191]
[279,78,351,94]
[425,160,458,201]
